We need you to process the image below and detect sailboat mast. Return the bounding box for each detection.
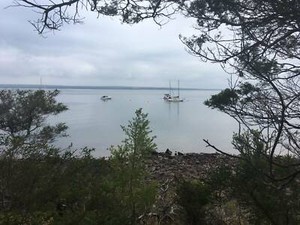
[178,80,180,97]
[40,76,43,90]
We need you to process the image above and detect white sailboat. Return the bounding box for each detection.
[165,80,184,102]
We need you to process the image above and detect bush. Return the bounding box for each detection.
[176,180,211,225]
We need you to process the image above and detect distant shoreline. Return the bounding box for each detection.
[0,84,221,91]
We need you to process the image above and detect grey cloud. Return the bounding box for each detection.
[0,1,228,88]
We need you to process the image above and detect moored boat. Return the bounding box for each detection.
[167,95,184,102]
[164,80,184,102]
[101,95,112,101]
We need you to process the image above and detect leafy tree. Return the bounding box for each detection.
[218,132,300,225]
[0,89,68,210]
[182,0,300,185]
[204,84,300,223]
[108,108,157,225]
[0,89,68,158]
[188,2,300,220]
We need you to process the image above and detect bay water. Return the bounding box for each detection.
[52,88,238,157]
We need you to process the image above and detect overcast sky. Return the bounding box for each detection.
[0,1,229,88]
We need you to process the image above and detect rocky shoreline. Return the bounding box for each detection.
[138,152,236,224]
[146,152,234,182]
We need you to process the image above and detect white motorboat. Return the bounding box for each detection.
[101,95,112,101]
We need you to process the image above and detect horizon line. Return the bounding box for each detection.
[0,83,222,91]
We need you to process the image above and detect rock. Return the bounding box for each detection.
[165,148,172,156]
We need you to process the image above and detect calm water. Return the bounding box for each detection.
[52,88,238,157]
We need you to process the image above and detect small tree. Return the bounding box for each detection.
[204,85,300,224]
[109,108,157,225]
[0,89,68,211]
[229,132,300,225]
[0,89,68,158]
